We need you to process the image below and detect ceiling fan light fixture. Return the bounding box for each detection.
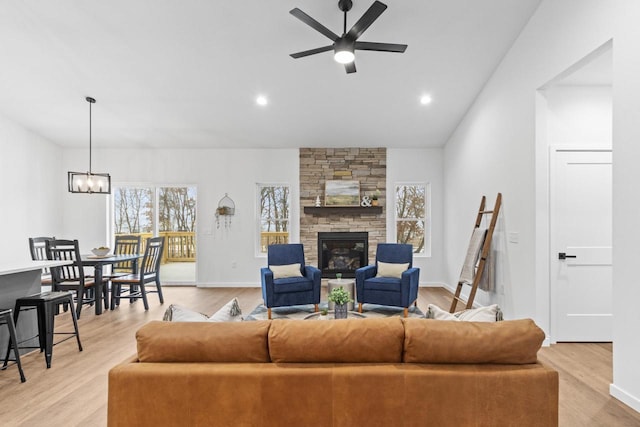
[334,49,355,64]
[334,38,355,64]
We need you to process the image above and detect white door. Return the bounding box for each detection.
[551,150,612,342]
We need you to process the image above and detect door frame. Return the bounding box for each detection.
[547,146,612,343]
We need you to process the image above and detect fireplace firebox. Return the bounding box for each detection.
[318,232,368,279]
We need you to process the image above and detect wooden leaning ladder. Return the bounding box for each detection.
[450,193,502,312]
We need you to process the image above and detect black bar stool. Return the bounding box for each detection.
[8,291,82,368]
[0,309,26,382]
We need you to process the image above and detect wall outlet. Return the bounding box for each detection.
[508,232,519,243]
[231,261,237,269]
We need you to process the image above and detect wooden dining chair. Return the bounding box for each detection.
[111,236,165,311]
[45,239,104,319]
[28,236,55,290]
[109,234,142,278]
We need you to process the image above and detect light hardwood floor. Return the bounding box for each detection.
[0,286,638,427]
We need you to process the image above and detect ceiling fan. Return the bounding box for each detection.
[289,0,407,74]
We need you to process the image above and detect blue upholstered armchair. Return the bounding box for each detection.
[260,244,321,319]
[355,243,420,317]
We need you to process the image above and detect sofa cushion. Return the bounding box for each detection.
[455,304,503,321]
[270,263,303,279]
[426,303,503,322]
[162,298,243,322]
[363,276,401,290]
[208,297,243,322]
[136,320,271,363]
[162,304,208,322]
[402,318,544,364]
[376,261,409,278]
[272,276,313,293]
[269,318,404,363]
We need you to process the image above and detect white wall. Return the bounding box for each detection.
[61,148,300,286]
[611,0,640,413]
[443,0,640,412]
[0,113,63,263]
[62,147,447,287]
[545,85,612,147]
[387,148,445,285]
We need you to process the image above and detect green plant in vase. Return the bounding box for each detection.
[371,190,379,206]
[328,286,353,319]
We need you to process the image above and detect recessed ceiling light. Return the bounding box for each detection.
[256,95,268,106]
[420,94,432,105]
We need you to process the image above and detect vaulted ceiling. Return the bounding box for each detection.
[0,0,542,149]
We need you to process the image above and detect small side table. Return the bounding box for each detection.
[327,279,355,311]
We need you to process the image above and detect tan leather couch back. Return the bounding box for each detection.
[136,320,271,363]
[402,318,545,364]
[135,317,544,364]
[269,317,404,363]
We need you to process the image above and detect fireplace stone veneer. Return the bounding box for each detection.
[318,232,368,279]
[299,148,386,269]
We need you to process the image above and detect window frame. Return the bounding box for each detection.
[394,182,431,257]
[256,183,291,257]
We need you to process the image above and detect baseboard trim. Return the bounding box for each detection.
[610,384,640,413]
[197,282,260,288]
[196,282,449,288]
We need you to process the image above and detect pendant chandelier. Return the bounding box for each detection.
[67,97,111,194]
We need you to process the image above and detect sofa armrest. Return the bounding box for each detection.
[401,267,420,305]
[304,265,321,282]
[260,267,274,304]
[355,265,377,302]
[304,265,322,302]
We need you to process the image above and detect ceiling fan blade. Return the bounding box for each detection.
[355,41,407,53]
[345,61,357,74]
[290,8,340,41]
[346,1,387,40]
[290,45,334,59]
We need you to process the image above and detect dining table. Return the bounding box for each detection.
[81,253,142,315]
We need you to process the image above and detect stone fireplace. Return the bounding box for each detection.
[300,148,386,269]
[318,232,368,278]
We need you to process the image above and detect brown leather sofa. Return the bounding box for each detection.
[108,318,558,427]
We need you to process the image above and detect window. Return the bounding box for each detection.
[395,184,428,255]
[113,187,154,234]
[258,184,290,254]
[113,185,197,283]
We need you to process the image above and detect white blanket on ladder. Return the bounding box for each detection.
[460,227,487,285]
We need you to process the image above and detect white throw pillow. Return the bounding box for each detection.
[426,303,502,322]
[162,298,243,322]
[270,263,303,279]
[456,304,503,322]
[425,304,458,320]
[376,261,409,279]
[208,297,243,322]
[162,304,208,322]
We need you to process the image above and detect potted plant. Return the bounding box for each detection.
[327,286,354,319]
[371,191,379,206]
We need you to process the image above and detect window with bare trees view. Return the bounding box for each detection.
[395,184,428,255]
[258,184,290,254]
[113,186,197,282]
[114,187,153,234]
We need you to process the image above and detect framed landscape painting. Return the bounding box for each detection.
[325,180,360,206]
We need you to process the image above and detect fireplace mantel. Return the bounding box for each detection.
[303,206,382,215]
